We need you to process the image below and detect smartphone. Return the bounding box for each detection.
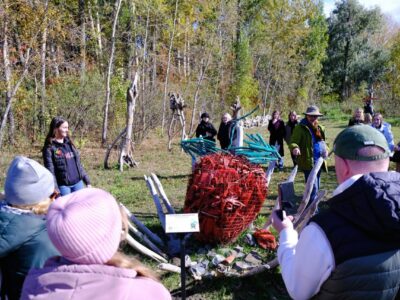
[276,183,286,221]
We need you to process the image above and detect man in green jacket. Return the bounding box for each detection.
[289,105,328,202]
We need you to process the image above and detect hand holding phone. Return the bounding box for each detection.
[276,209,286,221]
[276,183,286,221]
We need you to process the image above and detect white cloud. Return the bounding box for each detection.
[323,0,400,23]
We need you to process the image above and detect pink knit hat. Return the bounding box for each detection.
[46,188,122,264]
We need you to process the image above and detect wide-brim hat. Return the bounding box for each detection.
[303,105,323,116]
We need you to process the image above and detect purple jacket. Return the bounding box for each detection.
[21,257,171,300]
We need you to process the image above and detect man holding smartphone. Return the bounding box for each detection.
[272,125,400,299]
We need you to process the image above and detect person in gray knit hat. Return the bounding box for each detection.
[0,156,59,300]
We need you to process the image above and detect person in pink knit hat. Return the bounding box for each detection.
[21,188,171,300]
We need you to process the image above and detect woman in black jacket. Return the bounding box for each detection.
[268,110,286,170]
[217,113,233,150]
[195,112,217,143]
[42,116,91,196]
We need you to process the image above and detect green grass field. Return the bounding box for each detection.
[1,118,399,299]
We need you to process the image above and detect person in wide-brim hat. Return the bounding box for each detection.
[303,105,323,116]
[289,104,328,205]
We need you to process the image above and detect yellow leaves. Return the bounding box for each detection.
[7,0,48,42]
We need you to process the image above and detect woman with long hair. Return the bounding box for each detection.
[42,116,91,196]
[21,188,171,299]
[348,107,364,126]
[268,110,286,170]
[371,113,394,151]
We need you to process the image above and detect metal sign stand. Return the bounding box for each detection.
[165,213,200,300]
[180,234,187,300]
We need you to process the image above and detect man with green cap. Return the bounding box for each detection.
[271,124,400,299]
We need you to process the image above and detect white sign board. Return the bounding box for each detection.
[165,213,200,233]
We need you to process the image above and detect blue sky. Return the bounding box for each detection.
[323,0,400,23]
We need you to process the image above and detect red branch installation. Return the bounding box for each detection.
[184,153,268,244]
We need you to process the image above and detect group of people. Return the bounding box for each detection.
[265,106,327,203]
[0,117,171,299]
[195,112,243,150]
[270,104,400,298]
[349,107,400,172]
[2,110,400,299]
[271,124,400,299]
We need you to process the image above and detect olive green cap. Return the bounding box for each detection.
[333,124,390,161]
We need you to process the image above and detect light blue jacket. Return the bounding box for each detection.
[372,122,394,151]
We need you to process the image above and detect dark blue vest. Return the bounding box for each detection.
[311,172,400,266]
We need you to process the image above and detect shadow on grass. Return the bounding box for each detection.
[130,173,191,181]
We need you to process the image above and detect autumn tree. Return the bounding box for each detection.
[323,0,388,100]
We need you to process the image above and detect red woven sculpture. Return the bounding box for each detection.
[184,152,268,244]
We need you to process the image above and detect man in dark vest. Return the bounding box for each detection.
[271,124,400,299]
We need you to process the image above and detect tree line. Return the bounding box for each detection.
[1,0,399,149]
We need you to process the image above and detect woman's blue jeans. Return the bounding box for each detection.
[59,180,85,196]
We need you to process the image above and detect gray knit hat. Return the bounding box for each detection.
[4,156,55,205]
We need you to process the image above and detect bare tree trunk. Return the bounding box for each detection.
[0,0,36,149]
[33,75,39,142]
[40,22,48,133]
[79,0,86,80]
[95,0,104,73]
[189,52,212,134]
[177,50,181,76]
[161,0,178,136]
[50,43,59,77]
[7,108,14,145]
[14,30,26,65]
[119,73,139,171]
[102,0,122,146]
[183,22,187,78]
[263,78,271,116]
[151,24,157,92]
[186,32,191,77]
[139,8,150,141]
[127,0,137,80]
[88,0,103,73]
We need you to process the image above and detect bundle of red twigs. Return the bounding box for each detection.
[184,152,268,244]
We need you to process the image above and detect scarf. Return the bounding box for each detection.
[301,118,323,141]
